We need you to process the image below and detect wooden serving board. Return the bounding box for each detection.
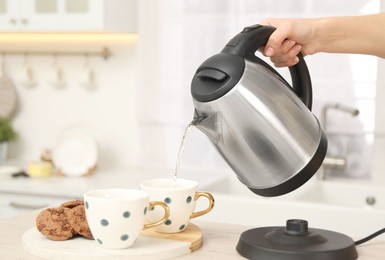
[23,223,202,259]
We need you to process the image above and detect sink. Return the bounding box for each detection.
[197,175,385,239]
[197,192,385,240]
[290,180,385,209]
[202,175,385,209]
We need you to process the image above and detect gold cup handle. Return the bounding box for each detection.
[190,192,215,219]
[143,201,170,229]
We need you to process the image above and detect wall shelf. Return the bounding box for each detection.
[0,32,138,60]
[0,47,112,60]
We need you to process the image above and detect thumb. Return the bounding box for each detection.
[263,24,292,57]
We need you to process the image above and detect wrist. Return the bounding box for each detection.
[309,17,330,54]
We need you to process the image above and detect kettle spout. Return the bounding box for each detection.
[192,110,223,144]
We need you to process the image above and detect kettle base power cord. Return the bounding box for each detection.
[355,227,385,245]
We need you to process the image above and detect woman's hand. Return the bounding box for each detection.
[260,14,385,67]
[260,18,318,67]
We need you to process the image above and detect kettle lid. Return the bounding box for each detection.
[191,53,244,103]
[192,25,313,109]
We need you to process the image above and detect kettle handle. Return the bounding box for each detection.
[222,25,312,110]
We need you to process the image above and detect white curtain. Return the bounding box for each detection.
[136,0,379,177]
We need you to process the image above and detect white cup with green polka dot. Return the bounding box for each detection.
[140,178,215,233]
[84,188,170,249]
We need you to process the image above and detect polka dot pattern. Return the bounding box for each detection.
[89,205,135,246]
[164,197,172,204]
[121,234,129,241]
[154,195,196,232]
[123,211,131,218]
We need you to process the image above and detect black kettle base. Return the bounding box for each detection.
[236,219,358,260]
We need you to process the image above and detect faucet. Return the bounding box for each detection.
[318,103,359,180]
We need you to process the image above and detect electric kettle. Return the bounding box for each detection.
[191,24,328,197]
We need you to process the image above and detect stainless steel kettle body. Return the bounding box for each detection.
[191,25,327,197]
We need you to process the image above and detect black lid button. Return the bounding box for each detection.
[197,69,228,82]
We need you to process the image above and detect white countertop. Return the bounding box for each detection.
[1,211,385,259]
[1,163,385,259]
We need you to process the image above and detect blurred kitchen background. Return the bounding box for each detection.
[1,0,385,183]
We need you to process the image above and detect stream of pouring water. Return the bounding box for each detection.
[173,122,194,185]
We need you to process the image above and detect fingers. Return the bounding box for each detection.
[277,40,296,55]
[260,19,303,67]
[260,39,294,56]
[261,39,302,67]
[263,21,293,57]
[270,43,302,67]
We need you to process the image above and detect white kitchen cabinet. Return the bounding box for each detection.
[0,192,79,219]
[0,0,19,30]
[0,0,136,32]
